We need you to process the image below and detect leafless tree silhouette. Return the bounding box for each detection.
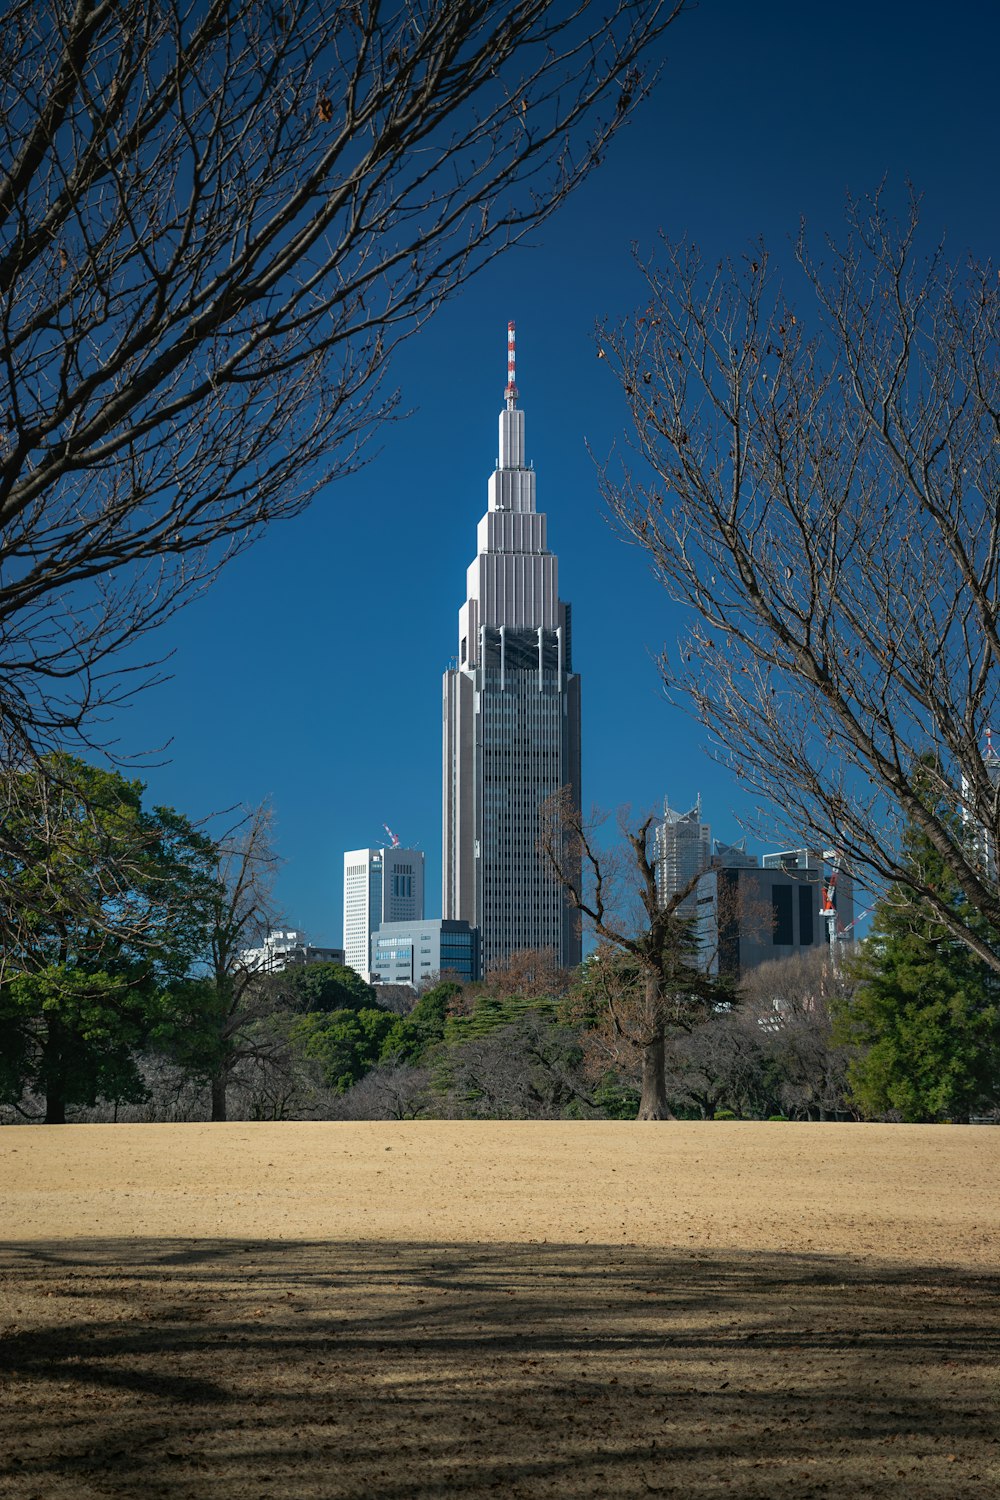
[540,789,724,1118]
[0,0,683,761]
[165,801,284,1121]
[600,188,1000,969]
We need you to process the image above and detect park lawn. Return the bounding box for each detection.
[0,1121,997,1498]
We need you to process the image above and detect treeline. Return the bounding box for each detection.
[6,940,999,1126]
[2,757,999,1125]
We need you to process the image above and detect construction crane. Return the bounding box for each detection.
[819,849,843,950]
[838,906,873,941]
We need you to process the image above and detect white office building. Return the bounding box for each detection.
[343,846,425,981]
[962,731,1000,878]
[442,324,582,973]
[240,929,345,973]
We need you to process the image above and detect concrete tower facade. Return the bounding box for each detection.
[442,324,582,973]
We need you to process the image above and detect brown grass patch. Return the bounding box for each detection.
[1,1122,998,1497]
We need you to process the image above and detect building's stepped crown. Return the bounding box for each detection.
[459,322,564,662]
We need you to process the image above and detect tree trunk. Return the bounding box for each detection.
[210,1074,228,1122]
[636,1033,669,1120]
[43,1015,67,1124]
[636,972,671,1120]
[45,1091,66,1125]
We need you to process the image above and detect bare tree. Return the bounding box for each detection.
[0,0,683,766]
[737,949,855,1120]
[164,801,285,1120]
[368,984,419,1017]
[444,1010,593,1119]
[482,947,575,1001]
[576,945,853,1120]
[540,789,724,1118]
[564,942,647,1100]
[330,1060,433,1121]
[663,1005,769,1119]
[225,1039,333,1121]
[600,188,1000,970]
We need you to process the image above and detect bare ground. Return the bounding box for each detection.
[1,1122,998,1498]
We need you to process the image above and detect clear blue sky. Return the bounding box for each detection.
[106,0,1000,945]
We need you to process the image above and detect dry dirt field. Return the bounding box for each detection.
[1,1121,998,1499]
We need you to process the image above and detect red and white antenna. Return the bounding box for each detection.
[504,319,518,403]
[382,823,400,848]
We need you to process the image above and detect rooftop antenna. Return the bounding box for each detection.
[382,824,400,848]
[505,320,518,405]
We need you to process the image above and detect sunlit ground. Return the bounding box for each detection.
[1,1122,997,1498]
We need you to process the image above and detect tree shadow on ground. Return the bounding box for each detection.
[0,1240,997,1499]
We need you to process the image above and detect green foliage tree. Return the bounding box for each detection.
[277,963,376,1016]
[293,1006,397,1095]
[0,756,215,1122]
[840,776,1000,1122]
[843,920,1000,1123]
[379,981,461,1066]
[0,967,149,1122]
[445,991,561,1044]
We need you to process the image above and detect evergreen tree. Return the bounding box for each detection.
[277,963,376,1015]
[379,982,462,1066]
[0,756,216,1122]
[841,766,1000,1122]
[292,1007,396,1095]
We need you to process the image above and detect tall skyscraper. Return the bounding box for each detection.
[343,845,424,980]
[442,324,582,972]
[654,795,712,915]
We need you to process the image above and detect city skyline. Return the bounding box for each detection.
[90,0,1000,946]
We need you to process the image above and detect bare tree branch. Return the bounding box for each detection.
[600,187,1000,969]
[540,788,726,1117]
[163,799,285,1121]
[0,0,684,760]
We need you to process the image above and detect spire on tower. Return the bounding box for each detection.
[504,320,518,405]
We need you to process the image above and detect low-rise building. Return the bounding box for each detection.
[695,846,853,980]
[370,919,480,989]
[240,929,345,973]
